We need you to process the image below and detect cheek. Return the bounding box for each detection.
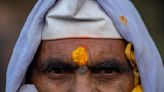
[94,74,134,92]
[31,72,134,92]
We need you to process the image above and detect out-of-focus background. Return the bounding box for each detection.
[0,0,163,92]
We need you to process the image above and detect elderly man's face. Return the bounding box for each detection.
[27,39,134,92]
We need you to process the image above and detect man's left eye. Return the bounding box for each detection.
[97,68,115,74]
[91,63,119,74]
[91,67,116,74]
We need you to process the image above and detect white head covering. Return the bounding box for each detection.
[42,0,122,40]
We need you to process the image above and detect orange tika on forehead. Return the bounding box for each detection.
[72,47,88,65]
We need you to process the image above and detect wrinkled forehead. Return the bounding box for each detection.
[35,39,127,67]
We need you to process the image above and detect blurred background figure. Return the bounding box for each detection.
[0,0,163,92]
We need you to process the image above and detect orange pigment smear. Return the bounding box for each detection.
[72,47,88,65]
[119,16,128,25]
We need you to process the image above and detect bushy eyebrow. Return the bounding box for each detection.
[38,57,77,73]
[36,57,132,74]
[89,59,132,73]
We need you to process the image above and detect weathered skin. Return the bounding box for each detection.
[27,39,134,92]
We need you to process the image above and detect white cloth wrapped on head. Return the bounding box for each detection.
[42,0,122,40]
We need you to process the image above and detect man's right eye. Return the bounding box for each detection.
[47,66,73,74]
[40,65,75,80]
[39,61,76,75]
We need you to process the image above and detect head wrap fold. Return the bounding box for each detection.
[42,0,122,40]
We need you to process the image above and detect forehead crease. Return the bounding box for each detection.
[36,44,70,66]
[39,39,126,62]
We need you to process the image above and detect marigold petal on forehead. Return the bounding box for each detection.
[72,47,88,65]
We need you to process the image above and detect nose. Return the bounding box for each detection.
[69,73,98,92]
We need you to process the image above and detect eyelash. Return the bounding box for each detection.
[47,67,74,74]
[43,67,119,84]
[44,67,74,80]
[91,63,120,74]
[40,63,120,82]
[44,63,118,74]
[90,66,119,83]
[91,67,117,74]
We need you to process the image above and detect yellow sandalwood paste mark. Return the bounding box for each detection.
[119,16,128,25]
[72,47,88,65]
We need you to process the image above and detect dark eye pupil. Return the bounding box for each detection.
[47,66,74,74]
[92,67,114,74]
[51,68,65,73]
[101,68,114,73]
